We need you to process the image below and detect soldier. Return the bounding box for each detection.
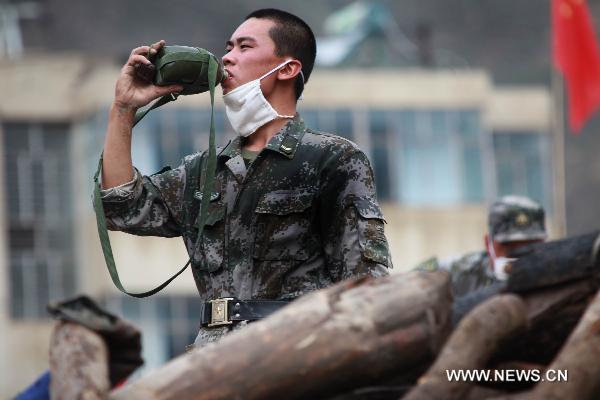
[98,9,392,348]
[432,195,547,297]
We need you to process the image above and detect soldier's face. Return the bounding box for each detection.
[499,239,543,256]
[222,18,285,94]
[486,236,543,273]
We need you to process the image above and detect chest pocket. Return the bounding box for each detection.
[254,189,316,261]
[196,202,226,272]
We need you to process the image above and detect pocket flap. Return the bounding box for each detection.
[352,197,386,222]
[256,190,314,215]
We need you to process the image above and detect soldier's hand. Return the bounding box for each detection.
[114,40,183,111]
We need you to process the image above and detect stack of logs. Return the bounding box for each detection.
[50,231,600,400]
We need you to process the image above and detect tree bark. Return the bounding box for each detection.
[111,271,452,400]
[528,288,600,400]
[491,278,598,366]
[401,295,527,400]
[49,321,110,400]
[507,230,599,292]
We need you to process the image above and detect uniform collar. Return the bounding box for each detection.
[218,114,306,161]
[219,137,242,160]
[265,115,306,159]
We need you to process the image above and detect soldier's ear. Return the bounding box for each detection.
[277,60,303,82]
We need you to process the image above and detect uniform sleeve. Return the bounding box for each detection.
[318,149,393,281]
[96,162,188,238]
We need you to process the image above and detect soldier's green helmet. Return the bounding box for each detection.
[488,195,547,243]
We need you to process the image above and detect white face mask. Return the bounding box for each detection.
[488,238,516,281]
[222,60,300,137]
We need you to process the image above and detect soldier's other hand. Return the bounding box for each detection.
[114,40,183,111]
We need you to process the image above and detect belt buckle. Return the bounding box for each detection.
[208,297,234,327]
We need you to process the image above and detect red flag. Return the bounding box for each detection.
[553,0,600,133]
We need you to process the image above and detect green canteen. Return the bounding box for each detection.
[140,45,227,95]
[133,45,227,126]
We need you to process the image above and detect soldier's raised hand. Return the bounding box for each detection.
[114,40,183,111]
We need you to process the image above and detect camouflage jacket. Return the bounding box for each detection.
[444,250,496,297]
[100,116,392,303]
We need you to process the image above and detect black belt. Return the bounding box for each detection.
[200,298,290,328]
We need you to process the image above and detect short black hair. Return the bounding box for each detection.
[245,9,316,100]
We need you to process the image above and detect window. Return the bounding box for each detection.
[493,132,551,211]
[84,108,232,176]
[369,109,486,205]
[3,123,76,318]
[151,108,230,169]
[88,107,354,176]
[299,108,354,140]
[370,110,393,201]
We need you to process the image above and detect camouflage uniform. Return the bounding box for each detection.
[427,196,546,298]
[442,251,494,297]
[100,116,392,346]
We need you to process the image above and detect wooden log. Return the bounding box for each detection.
[508,230,600,292]
[110,271,452,400]
[462,280,596,394]
[528,289,600,400]
[49,321,110,400]
[401,294,527,400]
[490,278,597,366]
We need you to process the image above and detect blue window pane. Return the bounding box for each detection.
[369,110,391,201]
[430,110,447,143]
[462,147,484,202]
[396,110,415,135]
[176,108,196,157]
[457,110,480,143]
[186,297,202,322]
[4,123,76,319]
[493,132,549,209]
[301,109,318,129]
[459,111,484,203]
[402,111,454,204]
[146,108,229,169]
[119,297,141,320]
[155,297,172,321]
[370,110,387,135]
[35,261,50,317]
[9,260,24,317]
[372,146,391,201]
[395,110,484,205]
[335,109,353,140]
